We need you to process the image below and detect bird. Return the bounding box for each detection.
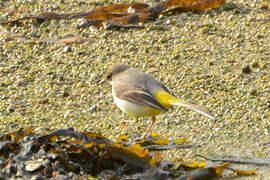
[105,64,215,138]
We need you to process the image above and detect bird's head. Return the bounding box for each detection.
[105,64,130,82]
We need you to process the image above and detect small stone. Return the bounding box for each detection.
[51,74,57,80]
[251,61,259,68]
[10,123,17,128]
[6,164,17,175]
[62,91,70,98]
[173,55,180,60]
[25,160,43,172]
[78,51,86,56]
[0,82,9,87]
[256,35,264,39]
[242,65,251,74]
[161,59,168,65]
[47,153,58,160]
[2,95,8,100]
[89,25,98,32]
[64,110,71,118]
[103,21,112,29]
[76,82,83,88]
[250,89,257,96]
[89,73,98,82]
[30,32,40,38]
[89,105,97,113]
[45,89,50,96]
[127,6,136,13]
[77,18,88,28]
[43,167,53,178]
[38,98,49,104]
[260,5,268,10]
[31,175,44,180]
[49,31,54,37]
[42,159,51,167]
[7,106,15,113]
[63,46,72,52]
[17,80,24,86]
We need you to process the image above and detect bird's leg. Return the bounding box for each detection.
[142,117,156,139]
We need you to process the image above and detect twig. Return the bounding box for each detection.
[145,144,197,150]
[196,154,270,166]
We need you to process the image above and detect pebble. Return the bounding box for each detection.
[51,74,57,80]
[242,65,252,74]
[89,105,97,113]
[17,80,24,86]
[89,73,98,82]
[25,160,43,172]
[63,46,72,52]
[7,106,15,113]
[64,110,71,118]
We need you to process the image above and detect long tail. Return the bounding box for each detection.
[170,99,215,119]
[155,91,215,119]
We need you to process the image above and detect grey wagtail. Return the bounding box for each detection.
[105,64,215,138]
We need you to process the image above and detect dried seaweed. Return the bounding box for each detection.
[0,0,226,29]
[0,128,256,179]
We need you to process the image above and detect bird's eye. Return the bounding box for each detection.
[106,74,112,81]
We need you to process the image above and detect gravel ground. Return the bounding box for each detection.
[0,0,269,179]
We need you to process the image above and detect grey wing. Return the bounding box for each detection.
[157,81,175,96]
[139,73,175,96]
[115,85,168,112]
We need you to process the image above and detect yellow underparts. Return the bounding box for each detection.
[154,90,180,109]
[133,91,179,117]
[116,90,179,118]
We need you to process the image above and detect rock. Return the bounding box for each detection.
[25,160,43,172]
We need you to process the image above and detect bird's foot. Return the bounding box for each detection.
[140,132,149,140]
[118,120,134,129]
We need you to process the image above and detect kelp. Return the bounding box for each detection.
[0,128,256,179]
[0,0,226,29]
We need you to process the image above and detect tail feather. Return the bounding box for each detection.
[155,91,215,119]
[170,99,215,119]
